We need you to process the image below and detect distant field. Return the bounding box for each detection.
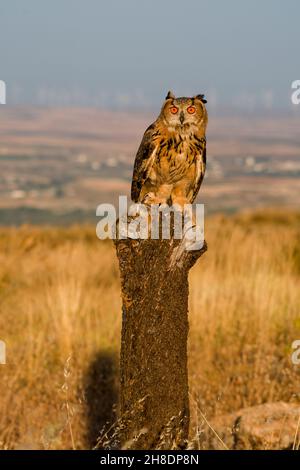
[0,107,299,224]
[0,210,299,449]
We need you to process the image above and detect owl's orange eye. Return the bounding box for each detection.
[170,106,178,114]
[187,106,196,114]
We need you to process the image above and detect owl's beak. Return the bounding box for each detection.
[179,111,185,124]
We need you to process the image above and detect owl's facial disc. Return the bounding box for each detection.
[161,96,206,131]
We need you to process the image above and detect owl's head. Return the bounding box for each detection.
[160,91,208,133]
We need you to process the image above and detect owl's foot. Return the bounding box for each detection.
[142,192,168,206]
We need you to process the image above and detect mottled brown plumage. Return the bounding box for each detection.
[131,91,208,207]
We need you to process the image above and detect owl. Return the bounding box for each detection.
[131,91,208,209]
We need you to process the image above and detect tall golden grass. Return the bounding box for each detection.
[0,210,299,449]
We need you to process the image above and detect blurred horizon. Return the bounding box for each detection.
[1,0,299,111]
[0,105,299,225]
[0,1,299,225]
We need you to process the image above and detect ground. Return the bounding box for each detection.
[0,210,299,449]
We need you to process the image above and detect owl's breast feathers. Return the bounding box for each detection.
[131,121,206,203]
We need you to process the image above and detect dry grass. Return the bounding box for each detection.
[0,210,299,449]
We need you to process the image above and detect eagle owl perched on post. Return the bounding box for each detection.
[131,91,207,207]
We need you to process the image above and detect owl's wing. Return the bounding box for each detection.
[191,144,206,203]
[131,123,157,202]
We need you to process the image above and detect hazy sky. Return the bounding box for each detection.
[0,0,299,109]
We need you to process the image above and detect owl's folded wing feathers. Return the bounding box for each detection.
[131,123,157,202]
[191,146,206,203]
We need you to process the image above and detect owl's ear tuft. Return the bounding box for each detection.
[165,90,175,100]
[195,94,207,104]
